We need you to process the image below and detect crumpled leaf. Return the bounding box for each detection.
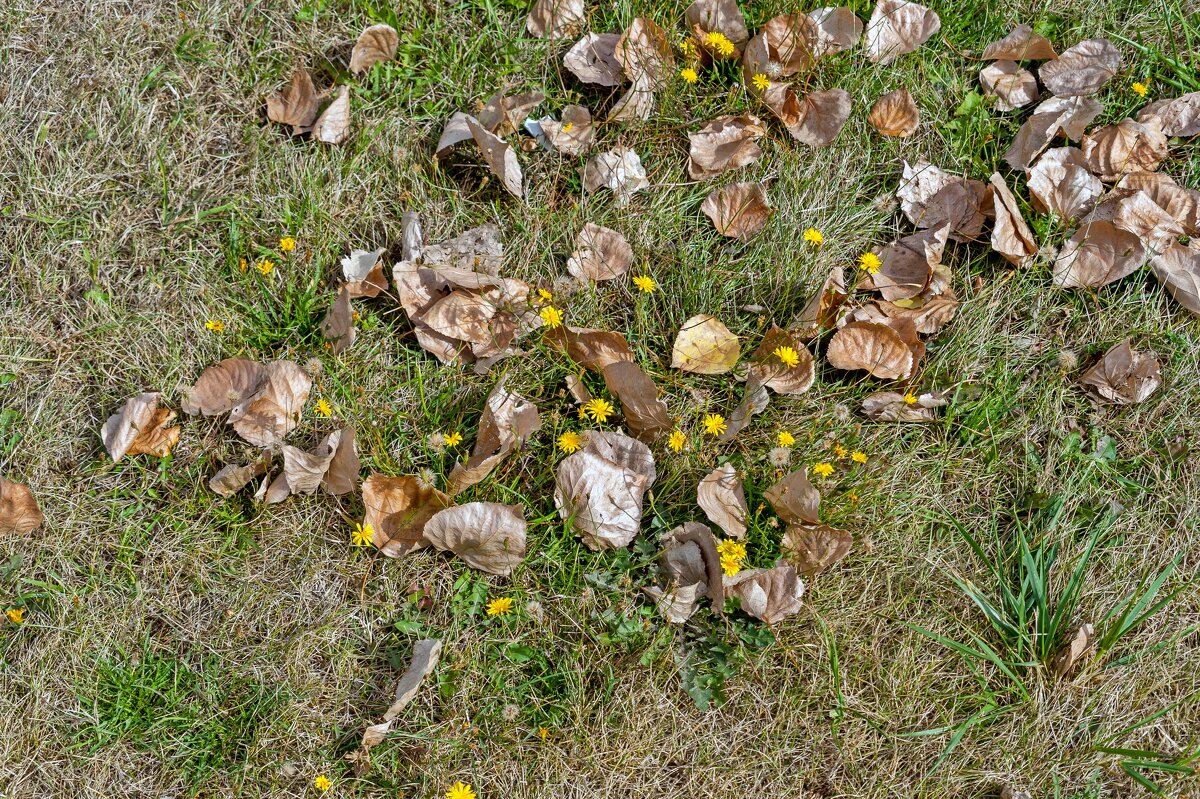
[361,475,451,557]
[1079,340,1161,405]
[827,320,921,380]
[795,268,848,337]
[644,583,703,624]
[764,469,819,526]
[312,87,351,145]
[567,223,633,282]
[583,148,649,206]
[980,61,1038,111]
[564,33,623,86]
[266,68,319,133]
[1051,623,1095,677]
[1052,220,1145,289]
[782,524,853,577]
[1095,190,1185,255]
[447,379,541,496]
[809,7,863,56]
[654,522,723,620]
[1116,172,1200,236]
[687,114,766,180]
[0,476,43,535]
[182,358,267,417]
[526,0,585,38]
[466,117,523,198]
[184,359,312,447]
[865,0,940,65]
[719,372,770,442]
[701,181,771,241]
[614,18,674,87]
[981,25,1057,60]
[554,430,656,550]
[1138,91,1200,137]
[1028,147,1103,220]
[479,90,545,137]
[862,389,949,422]
[320,286,356,354]
[697,464,749,539]
[1081,117,1168,182]
[350,24,399,75]
[1150,244,1200,316]
[788,89,853,147]
[868,88,919,137]
[895,161,988,241]
[748,326,815,395]
[687,0,749,55]
[434,112,476,160]
[275,428,358,500]
[989,173,1038,267]
[539,105,594,156]
[354,639,442,774]
[757,14,820,76]
[724,564,806,624]
[873,225,950,301]
[423,502,527,576]
[1004,95,1103,170]
[1039,38,1120,97]
[209,455,271,498]
[601,360,671,442]
[101,392,180,462]
[671,314,740,374]
[342,248,388,298]
[849,291,959,335]
[545,325,635,370]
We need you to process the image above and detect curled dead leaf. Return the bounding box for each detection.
[355,639,442,774]
[539,105,594,157]
[688,114,766,181]
[1028,147,1103,220]
[981,25,1057,60]
[209,456,270,498]
[424,502,527,576]
[601,360,671,442]
[657,522,724,617]
[757,14,819,76]
[466,117,523,199]
[1081,117,1168,182]
[724,564,806,624]
[101,392,180,462]
[564,33,623,87]
[614,18,674,87]
[1079,340,1161,405]
[1138,91,1200,136]
[1052,220,1145,289]
[701,181,771,241]
[320,286,356,355]
[895,161,988,241]
[671,314,740,374]
[989,173,1038,267]
[1004,95,1103,170]
[862,389,949,422]
[545,325,635,371]
[230,361,313,447]
[1115,172,1200,236]
[312,87,351,145]
[764,468,819,526]
[874,225,950,301]
[788,89,853,147]
[782,524,853,577]
[1150,244,1200,316]
[827,320,920,380]
[270,428,358,502]
[361,474,451,557]
[350,24,399,75]
[447,379,541,495]
[687,0,749,56]
[266,68,319,133]
[567,223,634,282]
[1038,38,1120,97]
[697,464,749,539]
[865,0,940,65]
[980,61,1038,111]
[583,148,649,206]
[182,358,267,417]
[526,0,585,38]
[748,327,815,395]
[810,7,863,55]
[0,476,43,535]
[479,90,545,137]
[868,88,919,137]
[342,248,388,298]
[644,583,703,624]
[554,430,656,550]
[795,268,848,337]
[1051,623,1095,677]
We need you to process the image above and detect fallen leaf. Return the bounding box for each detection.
[447,379,541,496]
[788,89,853,147]
[895,163,988,241]
[274,428,358,500]
[423,502,527,576]
[601,360,671,442]
[656,521,724,617]
[526,0,585,38]
[809,6,863,56]
[1116,172,1200,236]
[1028,147,1103,220]
[1052,220,1145,289]
[701,181,771,241]
[583,148,649,206]
[686,0,749,55]
[350,24,399,75]
[644,583,703,624]
[980,61,1038,111]
[748,327,815,394]
[758,14,819,75]
[320,286,356,355]
[782,524,853,577]
[1078,340,1161,405]
[614,18,674,87]
[1004,95,1103,170]
[182,358,267,417]
[697,464,749,539]
[1138,91,1200,136]
[1097,190,1185,255]
[312,87,350,145]
[209,456,270,498]
[0,477,42,535]
[989,173,1038,267]
[607,78,657,123]
[545,325,636,370]
[865,0,940,65]
[555,430,656,550]
[434,112,477,160]
[862,389,949,422]
[479,90,545,137]
[1039,38,1120,97]
[981,24,1057,60]
[342,248,388,298]
[563,33,624,86]
[230,361,313,447]
[1050,623,1095,677]
[355,639,443,774]
[362,475,451,557]
[539,105,594,156]
[764,468,819,525]
[567,223,634,282]
[101,392,180,461]
[719,373,771,442]
[467,117,523,198]
[1081,117,1168,182]
[1150,244,1200,316]
[795,268,848,337]
[266,68,319,133]
[874,225,950,301]
[724,564,806,624]
[868,88,919,136]
[827,320,919,380]
[671,314,740,374]
[687,114,766,180]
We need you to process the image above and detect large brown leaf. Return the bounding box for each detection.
[1039,38,1120,97]
[362,475,451,558]
[1139,91,1200,136]
[564,33,623,86]
[809,7,863,56]
[764,468,820,526]
[601,360,671,442]
[788,89,853,147]
[1081,118,1168,182]
[182,358,267,417]
[687,114,766,181]
[567,223,633,282]
[1078,340,1161,405]
[827,321,917,380]
[554,431,656,550]
[1150,244,1200,316]
[526,0,585,38]
[1116,172,1200,236]
[101,392,180,462]
[1004,95,1103,170]
[895,162,988,240]
[270,428,358,502]
[697,464,749,539]
[266,68,319,133]
[320,285,356,354]
[671,314,740,374]
[312,87,351,145]
[1027,147,1103,220]
[758,14,819,76]
[447,379,541,495]
[350,24,399,75]
[868,88,919,137]
[1052,221,1145,289]
[466,117,523,198]
[981,25,1057,60]
[0,477,43,535]
[980,61,1038,111]
[423,502,527,576]
[230,361,313,447]
[724,564,806,624]
[686,0,749,54]
[545,325,635,370]
[782,524,853,577]
[989,173,1038,267]
[865,0,940,65]
[874,225,949,301]
[701,181,771,241]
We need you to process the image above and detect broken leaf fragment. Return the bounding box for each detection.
[724,564,805,624]
[320,286,356,355]
[342,248,388,298]
[101,392,180,462]
[423,502,527,576]
[697,464,749,539]
[868,88,919,137]
[701,181,771,241]
[671,314,740,374]
[981,25,1057,60]
[554,430,656,550]
[567,223,633,282]
[361,474,451,557]
[1050,623,1094,677]
[1078,340,1161,405]
[350,24,399,75]
[466,117,523,198]
[687,114,766,181]
[355,639,443,774]
[209,456,271,498]
[864,0,940,65]
[1038,38,1120,97]
[478,90,545,137]
[276,428,359,500]
[0,476,43,535]
[873,225,950,301]
[989,173,1038,267]
[266,68,319,133]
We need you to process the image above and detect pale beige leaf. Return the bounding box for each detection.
[758,14,818,76]
[1150,244,1200,316]
[1081,117,1168,182]
[434,112,476,160]
[687,0,749,54]
[724,564,806,624]
[1079,340,1161,405]
[554,431,655,550]
[312,88,350,145]
[658,521,724,614]
[980,61,1038,111]
[182,358,266,417]
[1052,220,1145,289]
[424,502,527,576]
[567,223,634,282]
[687,114,766,181]
[266,68,319,132]
[1039,38,1120,97]
[614,18,674,87]
[350,24,398,75]
[526,0,585,38]
[764,469,820,526]
[102,392,180,462]
[607,78,658,122]
[787,89,853,147]
[851,293,959,335]
[990,173,1038,267]
[467,117,523,198]
[643,583,703,624]
[827,321,916,380]
[794,267,848,337]
[447,379,541,495]
[209,456,270,498]
[539,105,593,157]
[1138,91,1200,136]
[862,389,949,422]
[563,33,623,86]
[1100,190,1185,255]
[357,639,443,771]
[583,148,648,206]
[1004,95,1103,170]
[701,181,771,241]
[1028,147,1103,220]
[697,464,749,539]
[808,7,863,57]
[782,524,852,577]
[1116,172,1200,236]
[981,25,1057,60]
[341,248,388,298]
[0,476,43,535]
[362,474,451,557]
[230,361,312,447]
[1051,623,1095,677]
[868,87,919,137]
[671,313,740,374]
[865,0,940,65]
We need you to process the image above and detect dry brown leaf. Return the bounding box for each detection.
[1138,91,1200,136]
[545,325,635,370]
[266,68,319,133]
[312,87,351,145]
[758,14,819,76]
[1052,220,1145,289]
[526,0,585,38]
[827,321,917,380]
[209,456,270,498]
[1004,95,1103,170]
[447,379,541,496]
[644,583,704,624]
[659,522,718,589]
[697,464,749,539]
[788,89,853,147]
[1051,623,1095,677]
[320,286,356,355]
[0,477,43,535]
[423,502,527,576]
[607,78,657,123]
[764,469,819,526]
[687,0,749,55]
[868,88,919,137]
[563,33,624,86]
[719,374,770,442]
[1116,172,1200,236]
[1098,190,1185,255]
[479,90,545,137]
[809,7,863,55]
[782,524,853,577]
[601,360,671,442]
[182,358,267,417]
[434,112,476,160]
[539,105,594,156]
[687,114,766,181]
[614,18,674,87]
[466,117,523,198]
[671,314,740,374]
[1081,117,1168,182]
[554,430,656,550]
[795,268,848,337]
[895,162,988,242]
[865,0,940,65]
[862,389,949,422]
[230,361,312,447]
[270,428,358,502]
[1028,147,1103,220]
[1079,340,1161,405]
[874,225,949,301]
[748,327,815,395]
[567,224,633,282]
[980,61,1038,111]
[724,564,805,624]
[866,291,959,335]
[350,24,399,75]
[341,248,388,298]
[1150,244,1200,316]
[1039,38,1120,97]
[981,25,1057,60]
[989,173,1038,267]
[701,182,771,241]
[361,474,451,557]
[583,148,649,206]
[102,392,180,462]
[355,639,442,774]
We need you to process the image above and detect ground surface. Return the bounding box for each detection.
[2,0,1199,797]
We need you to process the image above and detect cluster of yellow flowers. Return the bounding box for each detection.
[716,538,747,576]
[704,31,736,57]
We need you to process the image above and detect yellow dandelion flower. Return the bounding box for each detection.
[848,492,859,502]
[538,725,550,741]
[680,67,699,84]
[238,258,248,272]
[720,554,742,576]
[315,398,332,418]
[446,783,476,799]
[583,398,615,423]
[351,522,374,547]
[812,462,835,478]
[632,275,656,293]
[772,345,800,368]
[279,236,296,252]
[257,259,275,275]
[444,431,463,447]
[6,608,26,624]
[777,430,795,448]
[702,413,727,437]
[752,73,770,92]
[540,305,564,329]
[705,31,735,57]
[833,443,848,459]
[205,319,225,334]
[903,392,918,404]
[577,406,589,421]
[716,539,747,561]
[851,451,868,463]
[680,38,696,56]
[1132,81,1149,97]
[858,252,881,274]
[314,775,332,792]
[486,597,514,617]
[557,431,582,453]
[562,122,574,133]
[803,228,824,246]
[537,288,553,302]
[668,430,686,452]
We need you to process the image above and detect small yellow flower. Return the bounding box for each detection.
[851,451,868,463]
[444,431,463,447]
[702,413,727,437]
[680,67,699,84]
[446,783,477,799]
[680,38,696,56]
[538,725,550,741]
[803,228,824,246]
[6,608,25,624]
[833,443,848,459]
[279,236,296,252]
[315,398,333,418]
[314,775,332,792]
[562,122,573,133]
[583,398,615,423]
[903,392,918,404]
[777,430,795,448]
[537,288,553,302]
[720,554,742,576]
[632,275,656,293]
[205,319,225,334]
[257,259,275,275]
[486,597,514,617]
[858,252,882,274]
[752,73,770,92]
[352,522,374,547]
[848,492,859,502]
[812,462,835,478]
[238,258,248,272]
[716,539,747,561]
[1132,81,1149,98]
[772,345,800,368]
[668,430,686,452]
[557,431,582,453]
[704,31,735,57]
[540,305,564,329]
